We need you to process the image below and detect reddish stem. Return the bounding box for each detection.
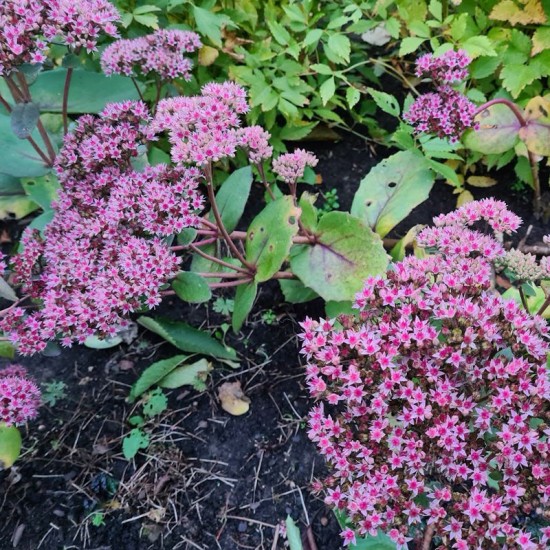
[62,67,73,135]
[189,243,250,275]
[208,278,252,289]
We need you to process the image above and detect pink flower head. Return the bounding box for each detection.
[236,126,273,164]
[272,149,318,185]
[0,364,28,379]
[302,200,550,547]
[2,101,203,354]
[101,29,201,80]
[416,49,471,85]
[152,82,252,166]
[0,373,41,426]
[404,86,478,142]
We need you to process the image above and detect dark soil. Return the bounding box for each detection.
[1,134,549,550]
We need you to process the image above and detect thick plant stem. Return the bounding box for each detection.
[536,296,550,317]
[204,163,255,270]
[131,77,145,102]
[62,67,73,135]
[257,163,276,201]
[518,285,530,313]
[208,278,252,289]
[475,98,541,215]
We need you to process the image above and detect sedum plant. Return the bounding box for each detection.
[300,199,550,549]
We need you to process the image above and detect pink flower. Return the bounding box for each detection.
[416,50,471,85]
[101,29,201,79]
[0,371,41,426]
[302,200,550,547]
[272,149,318,185]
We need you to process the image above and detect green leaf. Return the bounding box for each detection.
[84,334,123,349]
[177,227,197,246]
[11,102,40,139]
[367,87,400,117]
[326,34,351,63]
[232,281,258,332]
[399,37,426,56]
[290,212,389,302]
[3,69,145,113]
[138,316,237,361]
[246,196,300,282]
[285,516,303,550]
[122,428,149,460]
[320,76,336,106]
[0,113,52,177]
[500,64,540,98]
[304,29,323,47]
[346,86,361,109]
[0,424,22,469]
[351,151,435,238]
[0,277,17,302]
[333,510,398,549]
[279,279,318,303]
[21,173,59,211]
[129,355,189,401]
[461,36,497,58]
[158,358,213,391]
[0,341,15,359]
[210,166,253,232]
[309,63,333,75]
[193,6,226,46]
[463,103,521,154]
[172,272,212,303]
[267,20,291,46]
[142,387,168,417]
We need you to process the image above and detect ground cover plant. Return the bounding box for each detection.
[0,1,550,549]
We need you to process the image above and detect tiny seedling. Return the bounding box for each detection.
[42,380,68,406]
[213,297,234,316]
[320,188,340,213]
[261,309,277,325]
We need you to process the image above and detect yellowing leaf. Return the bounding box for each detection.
[519,96,550,156]
[531,27,550,56]
[457,190,474,207]
[466,176,498,187]
[198,45,219,66]
[490,0,547,26]
[218,381,250,416]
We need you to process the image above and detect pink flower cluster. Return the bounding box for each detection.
[416,50,471,85]
[1,101,204,355]
[405,51,478,142]
[301,199,550,549]
[101,29,201,80]
[152,82,272,166]
[0,0,119,75]
[0,364,40,426]
[272,148,318,185]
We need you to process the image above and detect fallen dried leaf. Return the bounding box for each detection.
[218,381,250,416]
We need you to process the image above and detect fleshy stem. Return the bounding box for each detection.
[475,99,541,215]
[131,77,145,102]
[421,523,436,550]
[204,162,255,271]
[188,243,250,274]
[0,90,52,166]
[257,163,276,201]
[536,295,550,316]
[62,67,73,135]
[518,285,530,313]
[11,73,57,164]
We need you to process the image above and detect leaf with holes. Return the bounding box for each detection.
[350,151,434,238]
[290,212,388,302]
[122,428,149,460]
[519,96,550,156]
[463,103,521,154]
[21,173,60,210]
[246,196,300,282]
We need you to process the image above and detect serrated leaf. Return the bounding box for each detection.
[346,86,361,108]
[399,37,426,56]
[138,316,237,361]
[367,87,400,117]
[158,358,212,390]
[246,196,300,282]
[232,281,257,332]
[463,103,521,154]
[129,355,189,401]
[290,212,388,302]
[461,36,497,58]
[351,151,434,238]
[532,27,550,56]
[193,6,226,46]
[11,103,40,139]
[501,63,540,97]
[172,272,212,303]
[327,34,351,63]
[490,0,547,26]
[320,77,336,105]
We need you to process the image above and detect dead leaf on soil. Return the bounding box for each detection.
[218,381,250,416]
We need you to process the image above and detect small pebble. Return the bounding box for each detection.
[320,516,328,526]
[238,521,247,533]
